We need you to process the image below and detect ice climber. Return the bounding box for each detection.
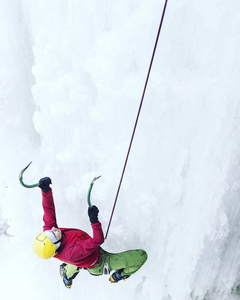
[33,177,147,288]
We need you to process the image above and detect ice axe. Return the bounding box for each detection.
[19,162,101,207]
[19,161,39,188]
[87,176,101,208]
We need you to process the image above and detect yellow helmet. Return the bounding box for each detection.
[33,233,56,259]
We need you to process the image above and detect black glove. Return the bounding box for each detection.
[88,205,99,224]
[38,177,52,193]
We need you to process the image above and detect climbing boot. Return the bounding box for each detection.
[109,269,131,283]
[59,263,72,288]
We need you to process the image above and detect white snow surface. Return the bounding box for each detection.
[1,0,240,299]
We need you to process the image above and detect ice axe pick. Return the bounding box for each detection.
[19,161,39,188]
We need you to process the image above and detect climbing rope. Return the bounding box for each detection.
[105,0,169,239]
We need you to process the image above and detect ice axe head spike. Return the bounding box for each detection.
[91,175,102,185]
[19,161,32,179]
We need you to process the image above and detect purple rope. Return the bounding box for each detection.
[105,0,169,239]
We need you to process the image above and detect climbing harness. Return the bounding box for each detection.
[102,249,109,275]
[105,0,169,239]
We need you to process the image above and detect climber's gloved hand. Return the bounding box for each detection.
[38,177,52,193]
[88,205,99,224]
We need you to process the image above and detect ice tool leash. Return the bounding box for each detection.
[104,0,169,239]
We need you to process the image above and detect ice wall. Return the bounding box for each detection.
[1,1,240,299]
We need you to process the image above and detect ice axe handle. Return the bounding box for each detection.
[87,176,101,207]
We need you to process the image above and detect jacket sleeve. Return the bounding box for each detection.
[69,221,104,261]
[42,188,58,231]
[89,221,105,247]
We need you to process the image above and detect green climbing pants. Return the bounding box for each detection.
[64,249,147,280]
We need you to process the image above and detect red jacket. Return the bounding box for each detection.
[42,189,104,268]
